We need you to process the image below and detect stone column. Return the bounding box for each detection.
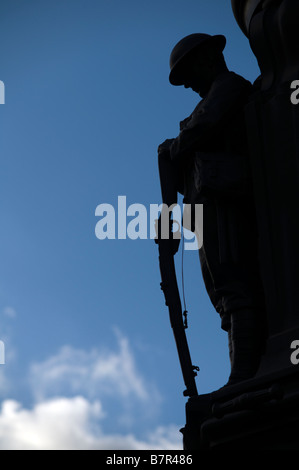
[232,0,299,376]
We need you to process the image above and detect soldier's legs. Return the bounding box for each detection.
[200,200,265,324]
[227,308,264,385]
[199,201,266,384]
[199,248,226,328]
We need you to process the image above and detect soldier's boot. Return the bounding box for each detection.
[226,309,263,386]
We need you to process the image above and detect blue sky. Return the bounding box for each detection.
[0,0,260,449]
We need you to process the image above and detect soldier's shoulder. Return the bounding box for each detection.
[221,71,253,91]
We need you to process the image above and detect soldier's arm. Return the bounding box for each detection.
[158,138,185,201]
[157,143,184,255]
[158,146,185,205]
[169,74,252,161]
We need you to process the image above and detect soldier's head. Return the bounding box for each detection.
[169,33,227,97]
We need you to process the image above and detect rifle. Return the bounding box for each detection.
[155,149,199,398]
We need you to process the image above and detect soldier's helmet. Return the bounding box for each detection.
[169,33,226,86]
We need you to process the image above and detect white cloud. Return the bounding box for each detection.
[29,330,159,406]
[0,329,183,450]
[0,397,101,450]
[0,397,182,450]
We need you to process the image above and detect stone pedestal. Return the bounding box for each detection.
[182,367,299,449]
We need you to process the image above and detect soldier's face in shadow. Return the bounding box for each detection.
[181,48,219,97]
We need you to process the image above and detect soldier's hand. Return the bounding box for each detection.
[155,215,181,256]
[180,116,192,130]
[158,138,175,154]
[171,236,181,255]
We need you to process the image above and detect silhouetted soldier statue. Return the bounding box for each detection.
[158,33,267,386]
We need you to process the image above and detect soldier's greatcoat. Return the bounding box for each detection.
[169,71,265,330]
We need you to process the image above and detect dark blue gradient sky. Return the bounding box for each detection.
[0,0,260,449]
